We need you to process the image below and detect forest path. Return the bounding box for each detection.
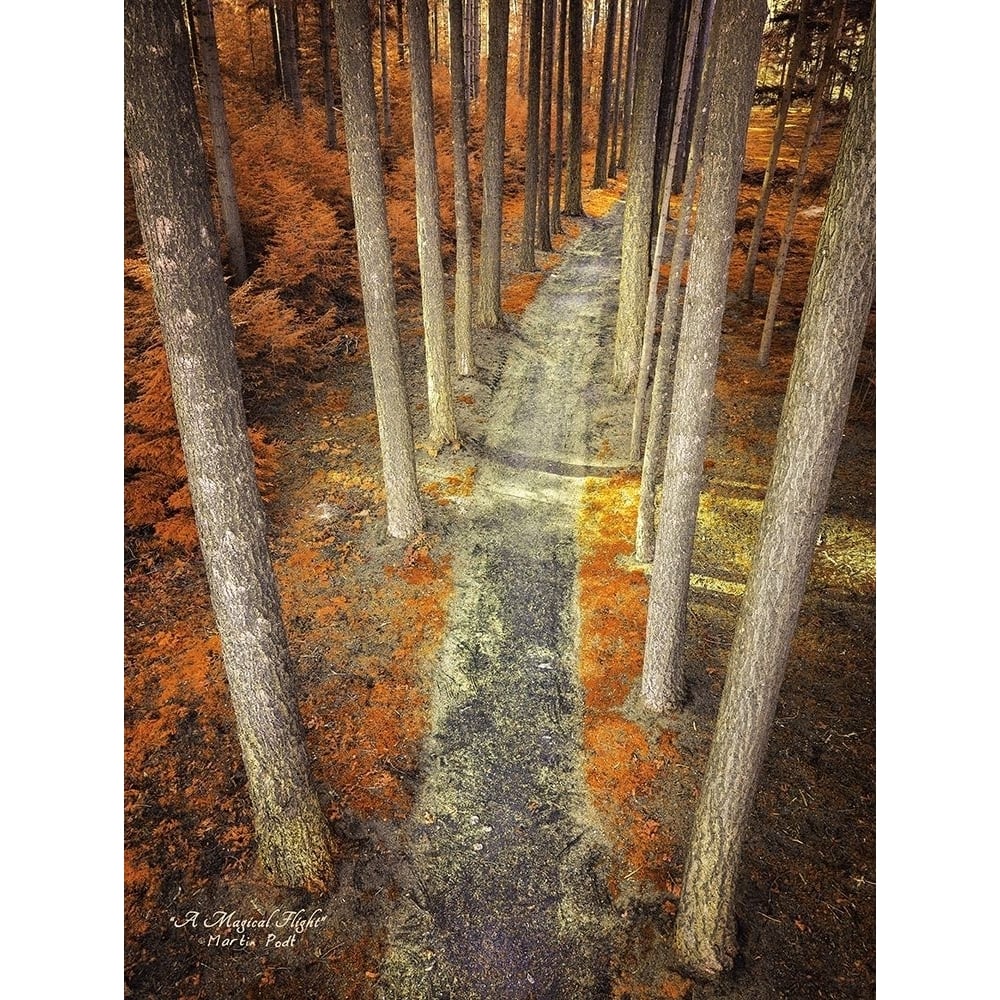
[379,207,631,998]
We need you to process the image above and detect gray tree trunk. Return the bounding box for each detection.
[475,0,511,329]
[396,0,406,62]
[380,0,392,135]
[564,0,585,215]
[334,0,424,538]
[628,0,705,462]
[607,0,627,178]
[125,0,333,887]
[610,0,669,391]
[592,0,618,187]
[618,0,642,171]
[550,0,568,231]
[633,0,717,563]
[536,0,556,249]
[739,0,812,300]
[519,0,544,270]
[675,12,874,975]
[449,0,476,374]
[759,0,845,366]
[318,0,340,149]
[193,0,249,285]
[407,0,460,450]
[641,0,768,711]
[277,0,303,116]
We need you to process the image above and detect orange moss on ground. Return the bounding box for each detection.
[577,473,678,895]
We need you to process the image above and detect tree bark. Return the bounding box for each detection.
[475,0,511,329]
[739,0,812,300]
[277,0,303,116]
[607,0,627,178]
[536,0,556,249]
[192,0,249,285]
[334,0,424,538]
[408,0,460,450]
[396,0,406,62]
[564,0,585,215]
[618,0,642,171]
[759,0,845,366]
[519,0,544,270]
[550,0,568,230]
[629,0,705,463]
[379,0,392,136]
[591,0,618,187]
[449,0,476,374]
[125,0,333,887]
[675,12,874,975]
[633,0,717,563]
[641,0,768,711]
[610,0,670,391]
[318,0,340,149]
[269,1,284,93]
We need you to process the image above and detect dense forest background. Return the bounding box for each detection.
[3,0,989,985]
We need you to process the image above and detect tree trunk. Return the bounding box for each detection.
[334,0,424,538]
[318,0,340,149]
[739,0,812,300]
[396,0,406,62]
[564,0,585,215]
[379,0,392,136]
[607,0,627,178]
[641,0,768,711]
[610,0,670,391]
[269,0,284,93]
[675,13,874,975]
[277,0,303,116]
[629,0,705,463]
[466,0,482,99]
[124,0,333,887]
[519,0,544,270]
[518,0,529,94]
[550,0,568,230]
[449,0,476,374]
[182,0,202,91]
[759,0,845,366]
[536,0,556,249]
[475,0,511,329]
[633,0,717,563]
[408,0,460,450]
[618,0,642,171]
[591,0,618,187]
[192,0,249,286]
[669,0,709,193]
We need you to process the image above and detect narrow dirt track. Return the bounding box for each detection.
[380,208,632,998]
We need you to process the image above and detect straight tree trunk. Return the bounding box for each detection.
[610,0,670,391]
[475,0,511,329]
[318,0,340,149]
[564,0,585,215]
[629,0,705,462]
[641,0,768,711]
[182,0,202,91]
[269,1,284,93]
[675,13,874,975]
[633,0,717,562]
[759,0,845,366]
[591,0,618,187]
[125,0,333,887]
[193,0,249,285]
[518,0,529,94]
[334,0,424,538]
[407,0,460,450]
[396,0,406,62]
[277,0,303,116]
[536,0,556,249]
[608,0,627,178]
[739,0,812,300]
[379,0,392,135]
[519,0,544,270]
[466,0,482,99]
[449,0,476,374]
[669,0,709,193]
[550,0,568,230]
[618,0,642,171]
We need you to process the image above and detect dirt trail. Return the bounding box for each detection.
[380,209,630,998]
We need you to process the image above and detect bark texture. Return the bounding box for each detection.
[611,0,670,391]
[641,0,768,711]
[475,0,511,328]
[408,0,460,449]
[276,0,303,115]
[536,0,556,250]
[449,0,475,374]
[193,0,249,285]
[125,0,333,886]
[550,0,568,230]
[334,0,424,538]
[519,0,544,270]
[675,12,874,975]
[319,0,339,149]
[592,0,618,187]
[564,0,585,215]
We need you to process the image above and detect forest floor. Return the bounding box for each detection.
[125,108,875,999]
